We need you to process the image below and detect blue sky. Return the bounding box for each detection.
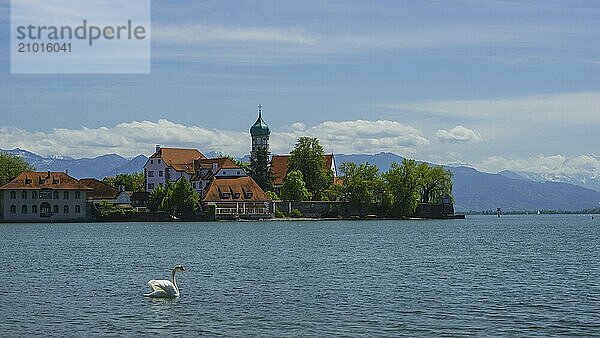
[0,0,599,177]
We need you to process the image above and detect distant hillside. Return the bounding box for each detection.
[1,148,146,179]
[451,166,600,212]
[499,169,600,192]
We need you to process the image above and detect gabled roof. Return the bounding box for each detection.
[0,172,92,190]
[191,158,242,180]
[271,154,336,186]
[79,178,120,199]
[149,147,205,174]
[203,176,270,202]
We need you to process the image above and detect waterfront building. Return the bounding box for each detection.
[79,178,120,204]
[190,157,248,197]
[202,176,271,218]
[144,146,205,192]
[0,171,91,222]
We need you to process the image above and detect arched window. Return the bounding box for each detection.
[40,203,51,215]
[53,205,59,213]
[53,191,59,199]
[64,205,69,214]
[75,205,81,214]
[63,191,69,199]
[10,191,16,199]
[10,205,16,214]
[75,191,81,199]
[21,205,27,214]
[32,205,38,213]
[21,191,27,199]
[32,191,38,199]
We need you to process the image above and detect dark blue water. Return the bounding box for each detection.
[1,215,599,336]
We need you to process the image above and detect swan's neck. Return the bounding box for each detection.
[171,269,178,292]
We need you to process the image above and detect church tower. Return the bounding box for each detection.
[250,104,270,159]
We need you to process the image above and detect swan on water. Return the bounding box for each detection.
[144,265,186,298]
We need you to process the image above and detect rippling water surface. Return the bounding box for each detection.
[1,215,600,336]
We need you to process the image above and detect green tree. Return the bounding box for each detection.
[149,184,167,212]
[162,178,199,216]
[417,163,453,203]
[338,162,384,217]
[287,137,332,199]
[249,146,273,192]
[0,153,35,186]
[280,170,311,201]
[266,190,280,200]
[383,159,421,217]
[103,172,144,192]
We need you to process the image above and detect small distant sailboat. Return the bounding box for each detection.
[537,210,540,215]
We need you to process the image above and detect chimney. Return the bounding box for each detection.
[155,145,161,153]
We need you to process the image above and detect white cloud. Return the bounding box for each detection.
[0,119,429,158]
[378,92,600,125]
[436,126,482,144]
[477,154,600,177]
[274,120,430,155]
[0,119,247,158]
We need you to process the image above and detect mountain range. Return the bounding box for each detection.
[2,148,599,212]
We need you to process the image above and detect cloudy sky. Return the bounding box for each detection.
[0,0,599,177]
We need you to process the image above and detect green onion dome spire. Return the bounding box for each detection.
[250,104,270,137]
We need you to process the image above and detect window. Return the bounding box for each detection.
[147,183,154,190]
[158,159,161,164]
[75,191,81,199]
[159,171,163,177]
[53,205,59,213]
[64,205,69,214]
[192,182,197,189]
[40,203,51,215]
[21,205,27,214]
[21,191,27,199]
[32,205,38,213]
[150,159,153,164]
[63,191,69,199]
[10,205,16,214]
[53,191,59,199]
[10,191,16,199]
[40,190,52,199]
[75,205,81,214]
[148,171,155,177]
[32,191,38,199]
[223,171,227,175]
[237,171,241,175]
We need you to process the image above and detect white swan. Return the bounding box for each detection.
[144,265,186,298]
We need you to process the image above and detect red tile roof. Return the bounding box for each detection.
[191,158,243,181]
[0,172,92,190]
[79,178,120,199]
[203,176,270,202]
[271,154,336,186]
[150,148,205,174]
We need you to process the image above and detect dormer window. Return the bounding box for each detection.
[218,187,230,199]
[230,188,240,199]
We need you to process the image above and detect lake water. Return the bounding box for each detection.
[1,215,599,336]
